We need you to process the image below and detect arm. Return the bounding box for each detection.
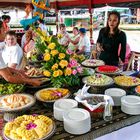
[76,46,85,54]
[8,63,17,69]
[0,67,41,86]
[68,36,80,45]
[119,32,126,63]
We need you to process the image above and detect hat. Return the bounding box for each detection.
[79,28,86,33]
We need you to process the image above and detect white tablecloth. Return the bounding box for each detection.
[95,122,140,140]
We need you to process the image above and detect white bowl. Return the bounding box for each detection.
[53,99,78,121]
[121,95,140,115]
[63,108,91,135]
[105,88,126,106]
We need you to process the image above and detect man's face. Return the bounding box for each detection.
[5,35,17,46]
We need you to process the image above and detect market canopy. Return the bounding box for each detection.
[0,0,140,9]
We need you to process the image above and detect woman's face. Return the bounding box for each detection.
[73,28,78,35]
[5,35,17,46]
[108,14,119,30]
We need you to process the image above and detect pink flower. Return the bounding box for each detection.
[72,69,77,75]
[77,67,83,73]
[66,49,74,55]
[70,59,77,67]
[26,123,37,130]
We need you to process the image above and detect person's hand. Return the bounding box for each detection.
[96,43,104,52]
[29,79,41,86]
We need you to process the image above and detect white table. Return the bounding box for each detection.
[95,122,140,140]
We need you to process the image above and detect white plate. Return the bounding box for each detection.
[63,108,91,135]
[105,88,126,106]
[54,99,78,121]
[3,121,56,140]
[95,67,122,75]
[0,94,35,112]
[121,95,140,106]
[82,59,105,67]
[105,88,126,97]
[82,74,114,87]
[35,88,70,103]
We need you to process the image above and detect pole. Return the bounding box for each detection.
[88,0,93,40]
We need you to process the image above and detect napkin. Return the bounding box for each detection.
[75,84,114,121]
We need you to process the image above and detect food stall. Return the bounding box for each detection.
[0,0,140,140]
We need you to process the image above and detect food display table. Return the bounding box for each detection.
[1,86,140,140]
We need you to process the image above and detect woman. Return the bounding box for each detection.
[67,27,80,51]
[2,15,11,33]
[96,11,126,66]
[58,23,69,47]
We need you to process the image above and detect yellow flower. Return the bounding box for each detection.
[44,53,51,61]
[57,34,63,39]
[48,43,56,50]
[52,63,58,71]
[58,69,63,76]
[51,50,59,56]
[59,60,68,68]
[58,53,65,59]
[53,70,60,77]
[43,70,51,77]
[65,68,72,76]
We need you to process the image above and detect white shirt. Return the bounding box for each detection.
[2,43,23,69]
[58,31,69,46]
[39,23,48,35]
[78,35,91,52]
[0,42,7,69]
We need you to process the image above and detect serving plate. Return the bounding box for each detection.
[35,88,70,103]
[114,76,140,88]
[79,67,95,76]
[26,77,50,89]
[3,119,56,140]
[95,66,122,75]
[81,59,104,68]
[0,93,36,112]
[82,73,114,87]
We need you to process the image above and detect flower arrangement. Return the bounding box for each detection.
[33,28,83,87]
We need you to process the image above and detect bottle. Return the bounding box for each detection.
[103,99,113,121]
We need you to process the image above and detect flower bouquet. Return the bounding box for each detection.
[33,28,83,88]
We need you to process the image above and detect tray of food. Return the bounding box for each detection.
[0,83,24,95]
[82,73,114,87]
[114,76,140,88]
[95,65,122,75]
[25,66,44,78]
[79,67,95,76]
[81,59,104,68]
[35,88,70,103]
[0,94,35,112]
[26,77,50,89]
[3,115,55,140]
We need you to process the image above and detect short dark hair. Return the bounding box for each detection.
[0,20,3,28]
[59,23,66,28]
[5,30,17,37]
[73,27,79,31]
[2,15,11,20]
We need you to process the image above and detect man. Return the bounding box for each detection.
[0,43,40,86]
